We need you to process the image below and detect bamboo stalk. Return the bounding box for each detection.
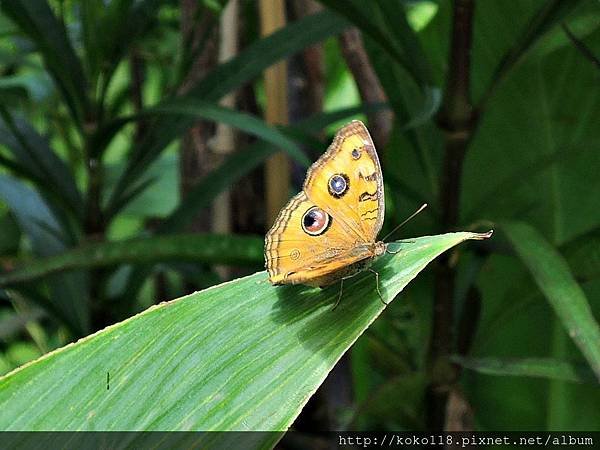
[260,0,290,228]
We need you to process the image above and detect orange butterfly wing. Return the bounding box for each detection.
[264,192,371,285]
[303,120,384,242]
[264,120,385,286]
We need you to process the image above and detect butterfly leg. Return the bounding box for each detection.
[367,268,387,306]
[331,272,362,311]
[331,279,344,311]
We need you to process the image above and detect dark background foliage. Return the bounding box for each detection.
[0,0,599,432]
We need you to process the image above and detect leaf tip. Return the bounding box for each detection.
[474,229,494,240]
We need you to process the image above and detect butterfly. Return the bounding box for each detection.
[264,120,392,306]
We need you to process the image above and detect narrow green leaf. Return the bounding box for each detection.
[0,234,263,287]
[0,308,45,341]
[0,0,89,126]
[318,0,432,86]
[453,355,597,384]
[0,109,83,214]
[157,143,276,234]
[0,232,490,434]
[105,10,349,206]
[0,175,89,334]
[0,175,68,257]
[81,0,161,85]
[190,10,349,103]
[502,221,600,381]
[107,102,309,216]
[148,101,309,165]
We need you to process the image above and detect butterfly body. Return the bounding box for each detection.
[301,241,387,287]
[264,120,386,289]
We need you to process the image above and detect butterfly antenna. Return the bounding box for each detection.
[382,203,428,241]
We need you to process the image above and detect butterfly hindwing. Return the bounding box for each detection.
[265,192,370,285]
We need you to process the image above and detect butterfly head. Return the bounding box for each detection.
[373,241,387,257]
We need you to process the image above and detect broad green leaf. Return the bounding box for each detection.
[0,231,490,435]
[502,221,600,381]
[464,144,590,223]
[0,0,90,126]
[453,356,597,384]
[475,0,587,108]
[463,12,600,244]
[0,233,263,287]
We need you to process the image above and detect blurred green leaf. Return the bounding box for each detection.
[0,0,90,126]
[0,175,88,334]
[0,212,20,255]
[465,144,589,223]
[146,100,309,164]
[0,233,263,287]
[318,0,432,86]
[502,221,600,381]
[107,99,311,217]
[105,9,349,208]
[453,356,597,384]
[0,109,83,215]
[0,231,490,433]
[563,226,600,283]
[476,0,587,109]
[463,12,600,244]
[473,225,600,356]
[4,341,41,370]
[158,143,277,234]
[0,175,69,257]
[81,0,161,88]
[108,154,179,218]
[0,308,45,341]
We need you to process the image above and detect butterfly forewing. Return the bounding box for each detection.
[264,120,385,286]
[303,121,384,243]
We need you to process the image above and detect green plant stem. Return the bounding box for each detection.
[428,0,476,431]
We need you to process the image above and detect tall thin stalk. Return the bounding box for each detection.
[260,0,290,227]
[427,0,476,430]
